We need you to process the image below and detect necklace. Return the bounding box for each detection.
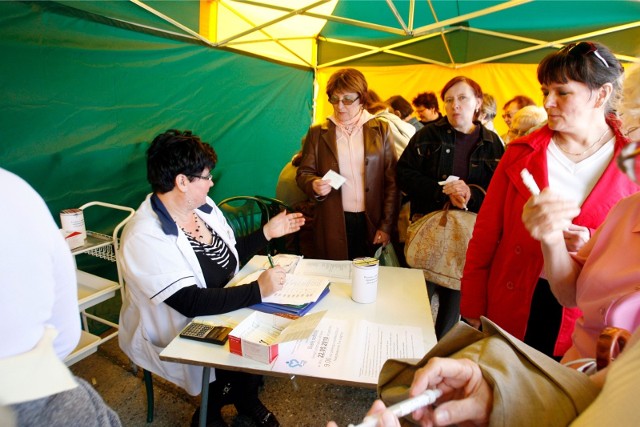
[179,212,210,244]
[555,128,610,156]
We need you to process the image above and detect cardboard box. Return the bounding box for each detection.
[229,311,326,364]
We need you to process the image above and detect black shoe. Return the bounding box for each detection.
[191,406,229,427]
[235,399,280,427]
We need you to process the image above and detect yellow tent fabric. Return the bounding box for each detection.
[316,63,540,136]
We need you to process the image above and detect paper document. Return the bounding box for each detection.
[262,254,302,274]
[322,169,347,190]
[273,317,425,384]
[293,259,352,281]
[261,275,329,305]
[275,311,326,344]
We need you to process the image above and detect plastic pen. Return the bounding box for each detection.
[267,253,275,268]
[520,168,540,196]
[348,389,443,427]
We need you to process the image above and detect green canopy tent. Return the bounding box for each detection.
[1,0,638,332]
[2,0,639,216]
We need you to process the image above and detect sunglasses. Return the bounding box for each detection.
[328,95,360,105]
[562,41,610,68]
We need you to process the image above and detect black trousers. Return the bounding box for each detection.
[427,282,461,340]
[344,212,371,260]
[523,277,563,360]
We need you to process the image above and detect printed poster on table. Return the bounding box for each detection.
[272,317,425,384]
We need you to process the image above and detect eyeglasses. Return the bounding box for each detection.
[563,41,610,68]
[187,173,213,182]
[328,95,359,105]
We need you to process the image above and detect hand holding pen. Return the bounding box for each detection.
[257,254,286,298]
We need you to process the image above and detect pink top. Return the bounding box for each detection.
[329,110,373,213]
[562,192,640,363]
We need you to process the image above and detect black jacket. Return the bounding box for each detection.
[397,116,504,217]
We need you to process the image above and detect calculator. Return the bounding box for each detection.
[179,322,232,345]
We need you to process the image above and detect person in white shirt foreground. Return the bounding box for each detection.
[0,168,121,427]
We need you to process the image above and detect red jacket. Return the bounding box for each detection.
[461,119,639,356]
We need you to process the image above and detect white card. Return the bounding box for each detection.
[322,169,347,190]
[438,175,460,186]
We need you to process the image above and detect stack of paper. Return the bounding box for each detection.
[233,255,356,317]
[252,273,330,317]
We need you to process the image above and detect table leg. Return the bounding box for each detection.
[200,367,210,427]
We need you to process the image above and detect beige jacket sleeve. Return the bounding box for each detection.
[378,318,599,427]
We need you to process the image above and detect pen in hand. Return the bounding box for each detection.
[348,389,443,427]
[267,253,275,268]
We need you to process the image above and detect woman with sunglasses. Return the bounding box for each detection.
[119,130,304,427]
[522,64,640,368]
[327,65,640,427]
[461,41,639,359]
[397,76,504,340]
[297,68,398,260]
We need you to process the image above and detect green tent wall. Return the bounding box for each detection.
[0,1,314,223]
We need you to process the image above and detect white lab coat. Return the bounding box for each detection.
[118,194,239,395]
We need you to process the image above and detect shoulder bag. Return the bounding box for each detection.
[404,184,485,290]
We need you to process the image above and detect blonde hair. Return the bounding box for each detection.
[619,65,640,132]
[511,106,547,134]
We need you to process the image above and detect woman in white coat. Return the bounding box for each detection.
[119,129,304,427]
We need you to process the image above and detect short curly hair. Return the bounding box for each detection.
[412,92,439,111]
[146,129,217,194]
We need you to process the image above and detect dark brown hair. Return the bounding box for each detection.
[440,76,483,102]
[503,95,535,110]
[537,41,623,113]
[412,91,439,111]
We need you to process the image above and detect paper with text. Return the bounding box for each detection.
[293,259,352,281]
[261,275,329,305]
[273,318,425,384]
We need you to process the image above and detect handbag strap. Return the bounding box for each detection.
[468,183,487,195]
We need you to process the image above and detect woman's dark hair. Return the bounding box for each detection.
[326,68,369,106]
[387,95,413,119]
[412,92,439,111]
[146,129,217,194]
[537,41,624,113]
[503,95,535,110]
[440,76,483,102]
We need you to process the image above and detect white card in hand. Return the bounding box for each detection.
[438,175,460,186]
[322,169,347,190]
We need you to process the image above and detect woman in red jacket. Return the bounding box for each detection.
[460,41,640,359]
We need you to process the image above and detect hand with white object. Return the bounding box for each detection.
[442,179,471,210]
[408,357,492,427]
[522,188,581,247]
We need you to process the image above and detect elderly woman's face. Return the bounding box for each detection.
[330,91,361,122]
[541,80,597,133]
[443,82,480,132]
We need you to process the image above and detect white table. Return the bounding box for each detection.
[160,256,435,426]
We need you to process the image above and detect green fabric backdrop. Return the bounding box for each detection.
[0,1,314,226]
[0,1,313,332]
